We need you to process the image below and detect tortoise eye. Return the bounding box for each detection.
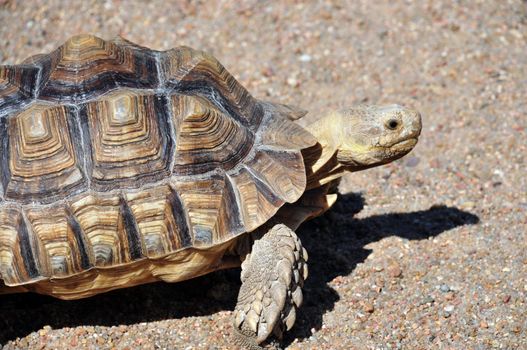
[386,119,399,130]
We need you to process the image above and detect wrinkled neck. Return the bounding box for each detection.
[304,115,378,190]
[303,116,346,190]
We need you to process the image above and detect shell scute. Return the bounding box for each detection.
[228,166,284,232]
[26,206,90,278]
[69,194,138,267]
[171,94,253,176]
[35,34,159,103]
[125,185,192,258]
[1,104,87,204]
[80,89,173,190]
[0,64,40,116]
[173,172,244,246]
[161,46,263,129]
[245,148,306,203]
[0,207,39,284]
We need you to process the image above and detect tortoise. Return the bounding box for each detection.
[0,34,421,347]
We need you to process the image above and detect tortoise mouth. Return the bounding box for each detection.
[381,137,418,160]
[389,137,418,150]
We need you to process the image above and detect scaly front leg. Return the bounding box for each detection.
[233,224,308,348]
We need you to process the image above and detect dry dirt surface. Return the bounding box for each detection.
[1,1,526,349]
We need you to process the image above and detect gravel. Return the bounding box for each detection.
[1,0,526,349]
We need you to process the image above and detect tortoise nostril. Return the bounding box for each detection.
[387,119,399,130]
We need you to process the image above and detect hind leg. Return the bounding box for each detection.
[232,224,308,348]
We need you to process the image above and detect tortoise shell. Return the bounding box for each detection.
[0,35,316,297]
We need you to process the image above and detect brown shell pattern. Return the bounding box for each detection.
[0,34,317,288]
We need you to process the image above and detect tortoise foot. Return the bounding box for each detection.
[233,224,308,347]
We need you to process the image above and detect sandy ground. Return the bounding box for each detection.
[0,0,526,349]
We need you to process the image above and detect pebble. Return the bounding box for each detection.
[420,296,435,305]
[286,77,299,87]
[299,54,312,62]
[387,262,402,278]
[362,301,375,313]
[439,284,450,293]
[444,305,455,313]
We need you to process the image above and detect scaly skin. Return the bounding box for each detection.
[233,224,307,348]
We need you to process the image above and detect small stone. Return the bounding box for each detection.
[460,201,476,209]
[511,323,522,333]
[387,262,402,278]
[439,284,450,293]
[298,54,312,62]
[444,305,455,313]
[39,326,51,337]
[502,294,511,303]
[480,320,488,329]
[287,77,299,87]
[362,301,375,313]
[428,335,436,342]
[421,296,435,305]
[350,321,362,330]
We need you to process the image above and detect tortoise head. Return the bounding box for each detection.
[329,105,422,170]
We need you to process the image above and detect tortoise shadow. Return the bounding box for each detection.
[0,193,480,346]
[283,193,480,345]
